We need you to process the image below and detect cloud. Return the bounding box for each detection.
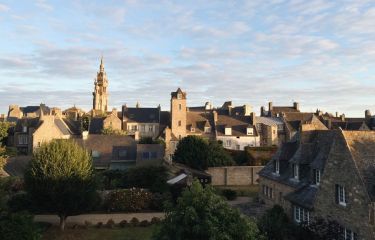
[35,0,53,11]
[0,3,9,12]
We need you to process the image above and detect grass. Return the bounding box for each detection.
[216,185,259,198]
[42,226,156,240]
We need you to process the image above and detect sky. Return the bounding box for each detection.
[0,0,374,117]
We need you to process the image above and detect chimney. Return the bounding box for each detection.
[268,102,273,111]
[327,119,332,129]
[340,114,345,122]
[213,110,218,123]
[293,102,299,111]
[111,108,117,116]
[250,112,256,125]
[335,112,338,117]
[243,104,252,116]
[260,106,265,116]
[136,102,140,108]
[365,110,372,120]
[228,106,232,116]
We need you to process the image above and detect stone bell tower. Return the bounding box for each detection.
[92,56,109,113]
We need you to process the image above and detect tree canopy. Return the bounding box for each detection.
[173,136,234,170]
[0,122,13,146]
[24,139,97,230]
[153,180,263,240]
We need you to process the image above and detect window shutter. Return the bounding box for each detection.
[335,184,339,204]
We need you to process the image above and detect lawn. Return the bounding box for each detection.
[42,226,156,240]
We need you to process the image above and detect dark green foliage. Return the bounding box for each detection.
[0,212,41,240]
[102,165,170,193]
[7,193,34,213]
[80,114,91,131]
[153,180,263,240]
[258,205,292,240]
[105,219,116,229]
[173,136,234,170]
[105,188,153,212]
[149,192,172,211]
[221,189,237,200]
[0,122,13,146]
[130,217,140,226]
[24,139,97,230]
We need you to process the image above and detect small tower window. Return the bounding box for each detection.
[178,121,181,127]
[177,93,182,99]
[179,104,182,110]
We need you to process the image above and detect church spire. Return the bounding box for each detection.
[99,56,104,72]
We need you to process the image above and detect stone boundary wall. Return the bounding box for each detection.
[207,166,264,186]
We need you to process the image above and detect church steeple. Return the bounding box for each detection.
[92,56,109,114]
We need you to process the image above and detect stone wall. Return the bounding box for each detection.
[207,166,264,186]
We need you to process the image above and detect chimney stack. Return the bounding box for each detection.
[293,102,299,111]
[365,110,372,120]
[268,102,273,111]
[213,110,218,123]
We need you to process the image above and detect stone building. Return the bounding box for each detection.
[88,109,122,134]
[316,109,372,131]
[92,57,109,115]
[7,104,51,122]
[261,101,300,117]
[259,129,375,239]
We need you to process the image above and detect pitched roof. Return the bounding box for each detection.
[89,117,104,134]
[215,114,257,137]
[255,116,283,126]
[123,107,160,123]
[14,117,41,132]
[342,131,375,201]
[186,111,214,137]
[21,104,50,115]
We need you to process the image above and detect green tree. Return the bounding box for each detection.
[173,136,234,170]
[24,140,97,231]
[153,180,263,240]
[0,213,41,240]
[102,127,126,135]
[80,114,91,131]
[207,140,235,167]
[0,122,13,146]
[257,205,293,240]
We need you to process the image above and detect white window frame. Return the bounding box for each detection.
[246,127,253,135]
[204,127,211,133]
[337,184,347,206]
[148,125,153,132]
[140,125,145,132]
[275,160,280,174]
[314,169,321,185]
[22,126,27,133]
[225,140,231,147]
[293,206,310,225]
[292,164,299,180]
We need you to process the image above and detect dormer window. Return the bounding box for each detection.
[247,127,254,135]
[275,160,280,175]
[292,164,299,180]
[225,127,232,135]
[313,169,321,185]
[204,127,211,133]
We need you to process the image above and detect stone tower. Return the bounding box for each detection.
[92,57,108,113]
[170,88,187,140]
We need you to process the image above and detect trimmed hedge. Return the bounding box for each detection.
[105,188,152,212]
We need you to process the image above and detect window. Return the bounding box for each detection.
[339,226,358,240]
[247,127,253,135]
[262,185,266,195]
[118,150,127,160]
[275,160,280,174]
[293,205,310,225]
[263,185,273,199]
[178,104,182,110]
[313,169,321,185]
[22,126,27,133]
[225,127,232,135]
[336,184,347,206]
[225,140,231,147]
[150,152,157,158]
[178,121,181,127]
[18,135,28,145]
[292,164,299,180]
[140,125,145,132]
[92,151,100,159]
[131,125,137,131]
[236,145,240,150]
[142,152,150,160]
[177,93,182,99]
[148,125,153,132]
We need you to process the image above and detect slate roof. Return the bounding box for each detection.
[342,131,375,201]
[21,104,50,115]
[285,186,318,209]
[171,88,186,99]
[215,114,257,137]
[123,107,160,123]
[186,111,214,137]
[14,118,41,132]
[255,116,284,126]
[63,118,82,135]
[89,117,104,134]
[54,118,71,135]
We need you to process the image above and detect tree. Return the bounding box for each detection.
[153,180,263,240]
[80,114,91,131]
[257,205,293,240]
[0,122,13,146]
[0,213,41,240]
[207,140,235,167]
[173,136,234,170]
[102,127,126,135]
[24,140,97,231]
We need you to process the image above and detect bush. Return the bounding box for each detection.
[119,220,128,228]
[0,213,41,240]
[7,193,33,212]
[96,222,103,228]
[221,189,237,200]
[130,217,139,227]
[151,217,161,224]
[149,192,171,211]
[84,220,92,228]
[139,220,150,227]
[105,188,153,212]
[105,219,115,229]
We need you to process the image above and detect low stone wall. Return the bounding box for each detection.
[207,166,264,186]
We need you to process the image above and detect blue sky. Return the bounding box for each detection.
[0,0,374,117]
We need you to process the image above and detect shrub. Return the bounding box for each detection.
[151,217,161,224]
[7,193,33,212]
[139,220,150,227]
[119,220,128,228]
[105,219,115,229]
[221,189,237,200]
[130,217,139,227]
[84,220,92,228]
[96,222,103,228]
[0,213,41,240]
[105,188,152,212]
[149,192,171,211]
